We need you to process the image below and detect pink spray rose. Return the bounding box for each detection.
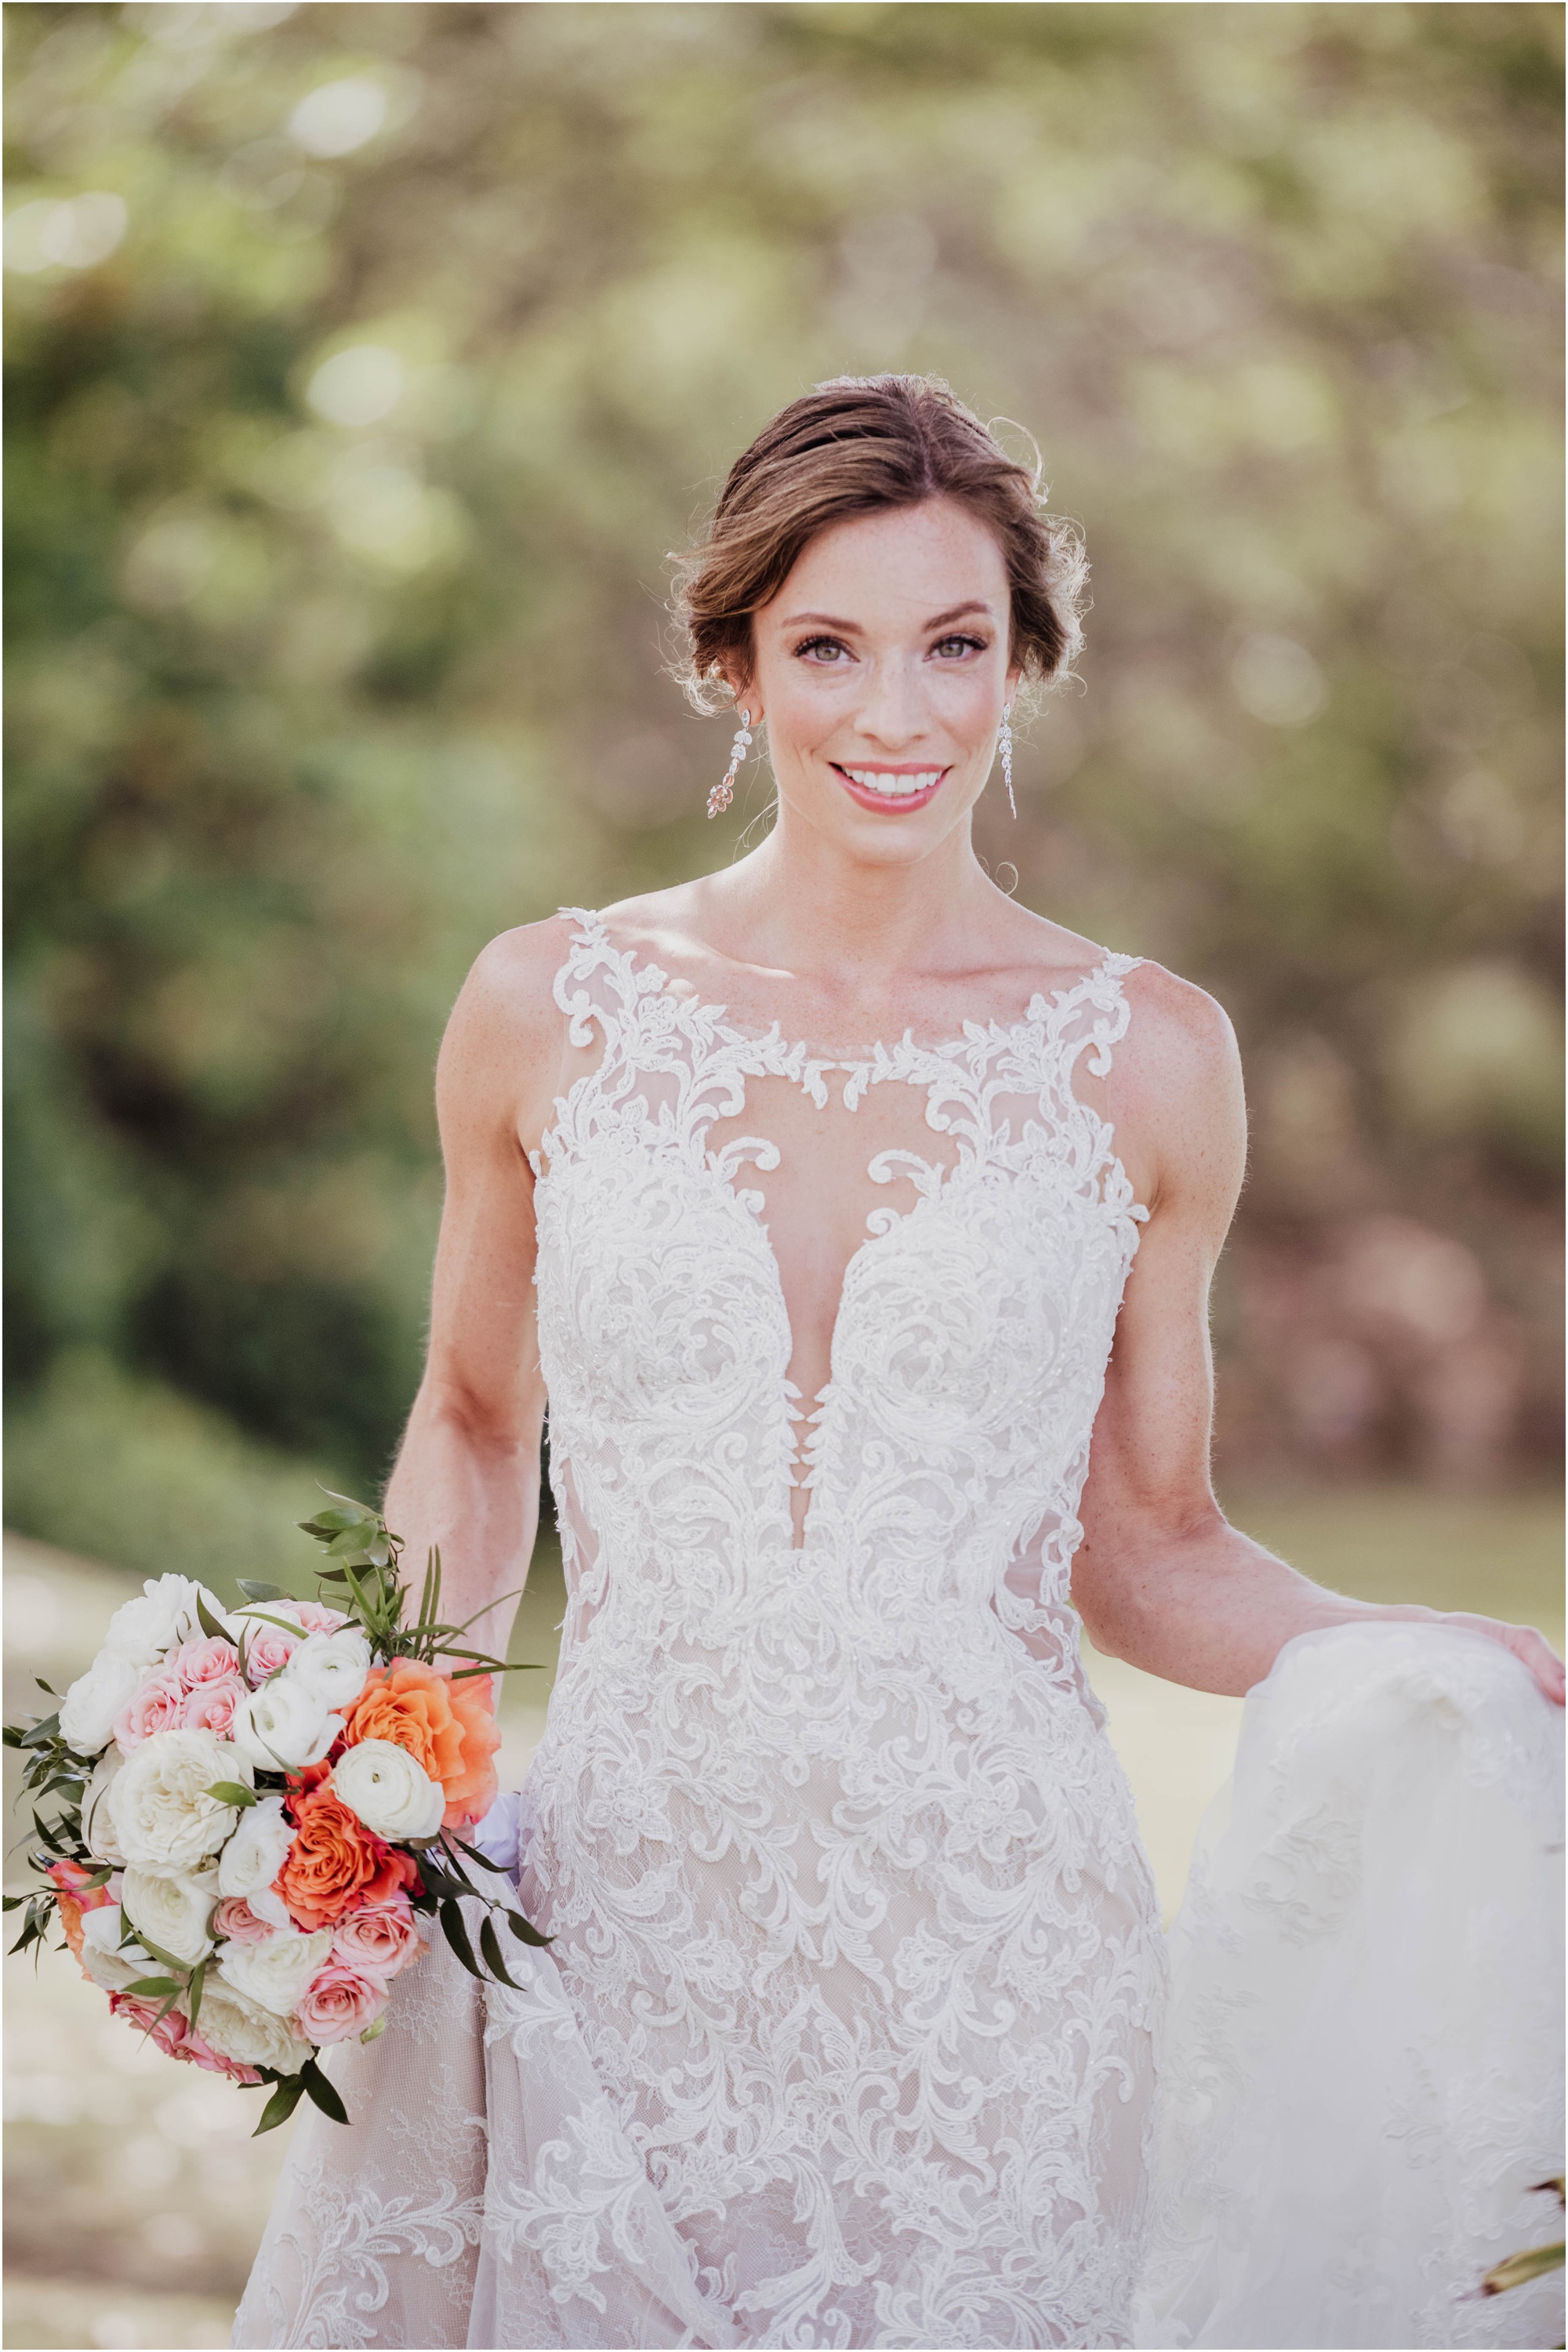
[112,1667,187,1750]
[292,1602,347,1636]
[293,1958,390,2045]
[238,1620,302,1683]
[212,1895,278,1944]
[169,1635,241,1688]
[180,1675,247,1737]
[331,1899,422,1982]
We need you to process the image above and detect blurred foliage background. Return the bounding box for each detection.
[5,0,1563,1581]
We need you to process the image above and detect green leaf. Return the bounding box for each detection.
[129,1930,190,1974]
[442,1831,513,1876]
[300,2058,350,2125]
[34,1679,57,1697]
[1483,2241,1565,2295]
[478,1914,523,1991]
[236,1580,289,1602]
[359,2015,389,2045]
[123,1975,181,1997]
[195,1594,230,1642]
[506,1909,554,1949]
[207,1780,258,1808]
[253,2074,307,2136]
[20,1713,62,1748]
[438,1900,485,1980]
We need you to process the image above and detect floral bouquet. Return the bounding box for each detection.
[5,1494,543,2132]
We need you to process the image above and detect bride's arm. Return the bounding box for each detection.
[379,921,567,1665]
[1071,972,1565,1708]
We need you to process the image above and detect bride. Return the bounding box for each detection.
[234,376,1563,2352]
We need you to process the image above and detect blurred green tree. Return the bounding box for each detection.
[5,2,1561,1556]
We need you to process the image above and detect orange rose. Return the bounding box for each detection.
[49,1858,111,1963]
[341,1661,501,1829]
[276,1786,421,1932]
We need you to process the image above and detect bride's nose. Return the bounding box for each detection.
[850,653,931,750]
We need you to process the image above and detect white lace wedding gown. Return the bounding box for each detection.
[233,912,1563,2352]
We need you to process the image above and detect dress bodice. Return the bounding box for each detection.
[531,907,1149,1697]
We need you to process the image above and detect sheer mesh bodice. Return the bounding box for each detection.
[513,911,1166,2346]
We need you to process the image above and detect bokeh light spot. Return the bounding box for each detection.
[289,76,388,158]
[307,344,405,428]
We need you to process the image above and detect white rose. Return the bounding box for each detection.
[103,1575,219,1670]
[230,1680,341,1773]
[332,1739,445,1841]
[216,1923,332,2016]
[108,1729,254,1874]
[78,1904,158,1993]
[121,1864,219,1967]
[82,1748,127,1864]
[216,1791,298,1905]
[284,1629,372,1711]
[59,1650,141,1756]
[194,1979,311,2074]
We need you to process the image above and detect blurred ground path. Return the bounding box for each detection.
[5,1493,1562,2347]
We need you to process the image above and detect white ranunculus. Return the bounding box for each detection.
[102,1575,219,1670]
[194,1979,311,2074]
[59,1650,141,1756]
[332,1738,445,1841]
[121,1864,219,1967]
[229,1679,341,1773]
[108,1729,254,1874]
[82,1747,127,1864]
[284,1628,372,1711]
[216,1791,298,1904]
[216,1923,332,2016]
[78,1904,158,1992]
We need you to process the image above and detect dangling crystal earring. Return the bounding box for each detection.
[998,704,1017,819]
[707,708,752,818]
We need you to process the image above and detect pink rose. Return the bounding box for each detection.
[331,1899,422,1982]
[180,2024,263,2085]
[239,1621,301,1683]
[180,1675,247,1737]
[169,1635,241,1689]
[213,1895,277,1944]
[111,1991,190,2060]
[113,1668,187,1750]
[292,1602,347,1635]
[109,1991,260,2083]
[292,1958,389,2045]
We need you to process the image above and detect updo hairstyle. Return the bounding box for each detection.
[672,374,1086,713]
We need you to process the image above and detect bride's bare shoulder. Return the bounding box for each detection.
[435,915,583,1134]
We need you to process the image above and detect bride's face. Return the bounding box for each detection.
[742,497,1022,862]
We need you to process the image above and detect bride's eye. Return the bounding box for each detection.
[931,633,987,659]
[794,635,853,662]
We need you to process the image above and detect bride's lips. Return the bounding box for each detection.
[830,762,950,815]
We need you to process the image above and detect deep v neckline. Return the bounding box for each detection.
[534,910,1149,1555]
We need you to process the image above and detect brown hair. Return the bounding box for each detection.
[671,374,1086,712]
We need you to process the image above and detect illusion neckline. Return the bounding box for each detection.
[557,904,1144,1075]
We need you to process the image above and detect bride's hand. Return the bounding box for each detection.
[1434,1611,1566,1707]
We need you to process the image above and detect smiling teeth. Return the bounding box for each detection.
[843,768,942,797]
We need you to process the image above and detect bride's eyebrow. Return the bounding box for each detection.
[779,601,998,633]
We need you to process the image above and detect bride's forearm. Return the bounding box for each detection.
[1073,1512,1432,1697]
[380,1383,544,1669]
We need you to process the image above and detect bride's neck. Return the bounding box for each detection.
[707,811,997,985]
